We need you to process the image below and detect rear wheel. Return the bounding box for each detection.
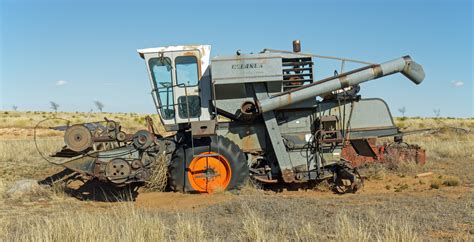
[332,163,363,194]
[168,135,248,193]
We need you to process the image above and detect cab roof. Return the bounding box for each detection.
[137,45,211,59]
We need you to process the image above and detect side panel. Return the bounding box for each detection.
[317,98,398,138]
[212,53,283,84]
[216,122,266,152]
[214,82,282,118]
[277,110,315,170]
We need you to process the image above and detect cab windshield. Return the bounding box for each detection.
[149,57,174,119]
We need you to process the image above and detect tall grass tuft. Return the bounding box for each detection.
[174,214,206,241]
[143,154,168,192]
[335,213,372,242]
[239,204,267,241]
[2,204,168,242]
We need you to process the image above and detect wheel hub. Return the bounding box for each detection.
[187,152,231,193]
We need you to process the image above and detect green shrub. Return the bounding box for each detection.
[394,184,409,192]
[442,176,460,187]
[430,180,441,189]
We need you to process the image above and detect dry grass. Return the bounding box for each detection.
[0,138,64,182]
[239,204,267,241]
[175,214,206,241]
[2,204,169,242]
[0,200,425,242]
[442,175,461,187]
[430,175,461,189]
[389,117,473,182]
[0,179,472,241]
[234,197,423,241]
[143,154,169,192]
[395,117,474,130]
[0,111,167,135]
[394,118,473,161]
[362,163,387,180]
[0,138,63,162]
[0,178,7,199]
[430,179,442,189]
[335,213,371,241]
[334,212,419,241]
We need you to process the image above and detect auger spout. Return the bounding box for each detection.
[258,56,425,113]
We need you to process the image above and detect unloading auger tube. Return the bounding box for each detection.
[257,56,425,113]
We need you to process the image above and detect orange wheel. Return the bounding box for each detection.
[187,152,232,193]
[168,135,248,193]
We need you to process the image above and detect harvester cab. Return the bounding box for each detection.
[138,45,213,130]
[40,40,427,194]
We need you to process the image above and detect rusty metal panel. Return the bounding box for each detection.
[341,139,426,167]
[317,98,398,138]
[217,122,266,152]
[385,145,426,165]
[350,139,377,157]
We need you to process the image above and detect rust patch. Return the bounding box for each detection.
[373,65,383,78]
[282,169,296,183]
[241,135,257,152]
[385,145,426,165]
[339,75,349,88]
[252,176,278,183]
[182,51,195,56]
[341,140,426,167]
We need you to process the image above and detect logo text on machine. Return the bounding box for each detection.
[232,63,263,69]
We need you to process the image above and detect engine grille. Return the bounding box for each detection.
[282,57,314,91]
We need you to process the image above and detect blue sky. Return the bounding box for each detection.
[1,0,472,117]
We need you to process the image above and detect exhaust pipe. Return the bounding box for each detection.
[292,40,301,53]
[258,56,425,113]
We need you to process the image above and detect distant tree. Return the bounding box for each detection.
[433,108,441,118]
[398,106,406,117]
[12,105,18,111]
[50,101,59,112]
[94,101,104,112]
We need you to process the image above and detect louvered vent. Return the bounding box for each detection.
[282,57,314,91]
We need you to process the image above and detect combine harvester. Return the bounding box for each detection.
[40,41,426,193]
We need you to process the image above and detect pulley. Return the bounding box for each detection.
[133,130,154,150]
[64,124,93,152]
[105,158,131,184]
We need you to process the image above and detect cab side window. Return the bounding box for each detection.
[175,56,201,118]
[175,56,199,86]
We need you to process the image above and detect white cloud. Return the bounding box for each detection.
[451,80,464,88]
[56,80,67,86]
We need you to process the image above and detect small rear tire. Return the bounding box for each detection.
[332,164,363,194]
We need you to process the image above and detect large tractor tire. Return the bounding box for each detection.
[168,135,248,193]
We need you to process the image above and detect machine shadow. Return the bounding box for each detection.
[64,180,140,202]
[39,169,139,202]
